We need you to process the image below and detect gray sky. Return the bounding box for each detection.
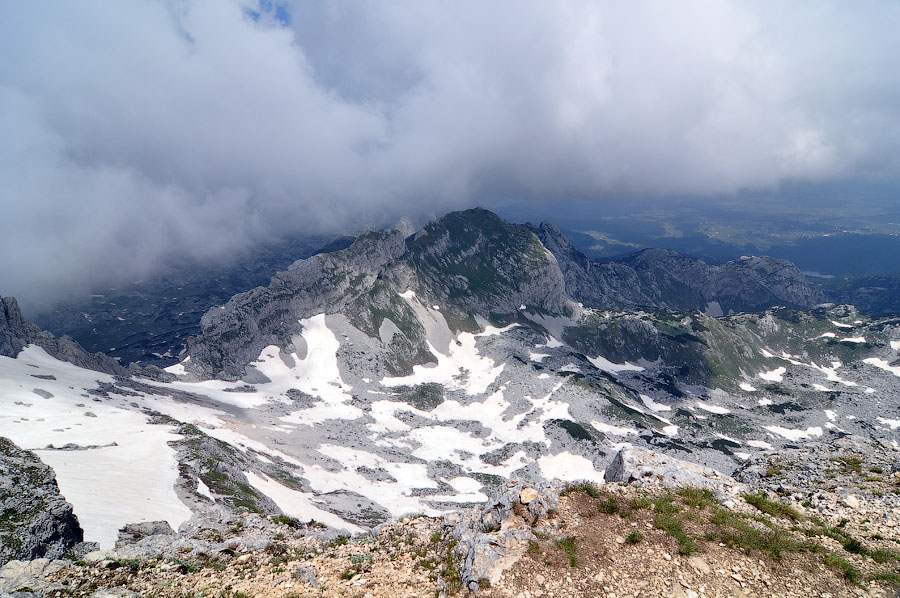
[2,1,899,309]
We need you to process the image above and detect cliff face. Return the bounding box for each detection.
[0,437,83,566]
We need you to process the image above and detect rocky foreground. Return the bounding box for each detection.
[3,436,900,598]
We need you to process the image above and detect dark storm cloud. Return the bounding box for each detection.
[1,1,899,308]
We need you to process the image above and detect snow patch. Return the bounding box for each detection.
[739,383,757,392]
[537,452,605,483]
[661,425,679,437]
[864,357,900,378]
[536,336,564,349]
[763,426,823,441]
[758,367,786,382]
[381,330,505,395]
[877,417,900,430]
[639,395,671,412]
[590,420,638,437]
[695,401,730,415]
[244,471,362,533]
[586,355,644,373]
[0,346,191,549]
[196,478,215,501]
[164,362,186,376]
[747,440,773,450]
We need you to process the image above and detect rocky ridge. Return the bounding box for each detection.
[1,297,125,376]
[528,221,824,315]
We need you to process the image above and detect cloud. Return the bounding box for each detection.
[1,0,899,308]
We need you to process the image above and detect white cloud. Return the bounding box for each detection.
[1,0,899,307]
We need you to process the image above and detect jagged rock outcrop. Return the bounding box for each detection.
[115,522,175,549]
[401,209,569,317]
[450,483,558,591]
[528,221,824,313]
[1,296,125,375]
[0,437,83,566]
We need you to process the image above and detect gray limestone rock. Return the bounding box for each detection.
[115,521,175,548]
[604,446,741,492]
[452,483,557,591]
[0,438,83,566]
[0,557,70,596]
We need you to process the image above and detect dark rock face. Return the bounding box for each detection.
[0,297,28,358]
[0,437,83,565]
[1,296,126,376]
[528,222,824,313]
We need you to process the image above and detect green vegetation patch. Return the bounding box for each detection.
[556,536,579,567]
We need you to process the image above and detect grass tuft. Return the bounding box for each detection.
[653,512,696,555]
[556,536,579,567]
[676,487,717,510]
[743,493,802,522]
[560,482,601,498]
[824,553,860,584]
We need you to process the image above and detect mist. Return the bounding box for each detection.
[2,0,899,310]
